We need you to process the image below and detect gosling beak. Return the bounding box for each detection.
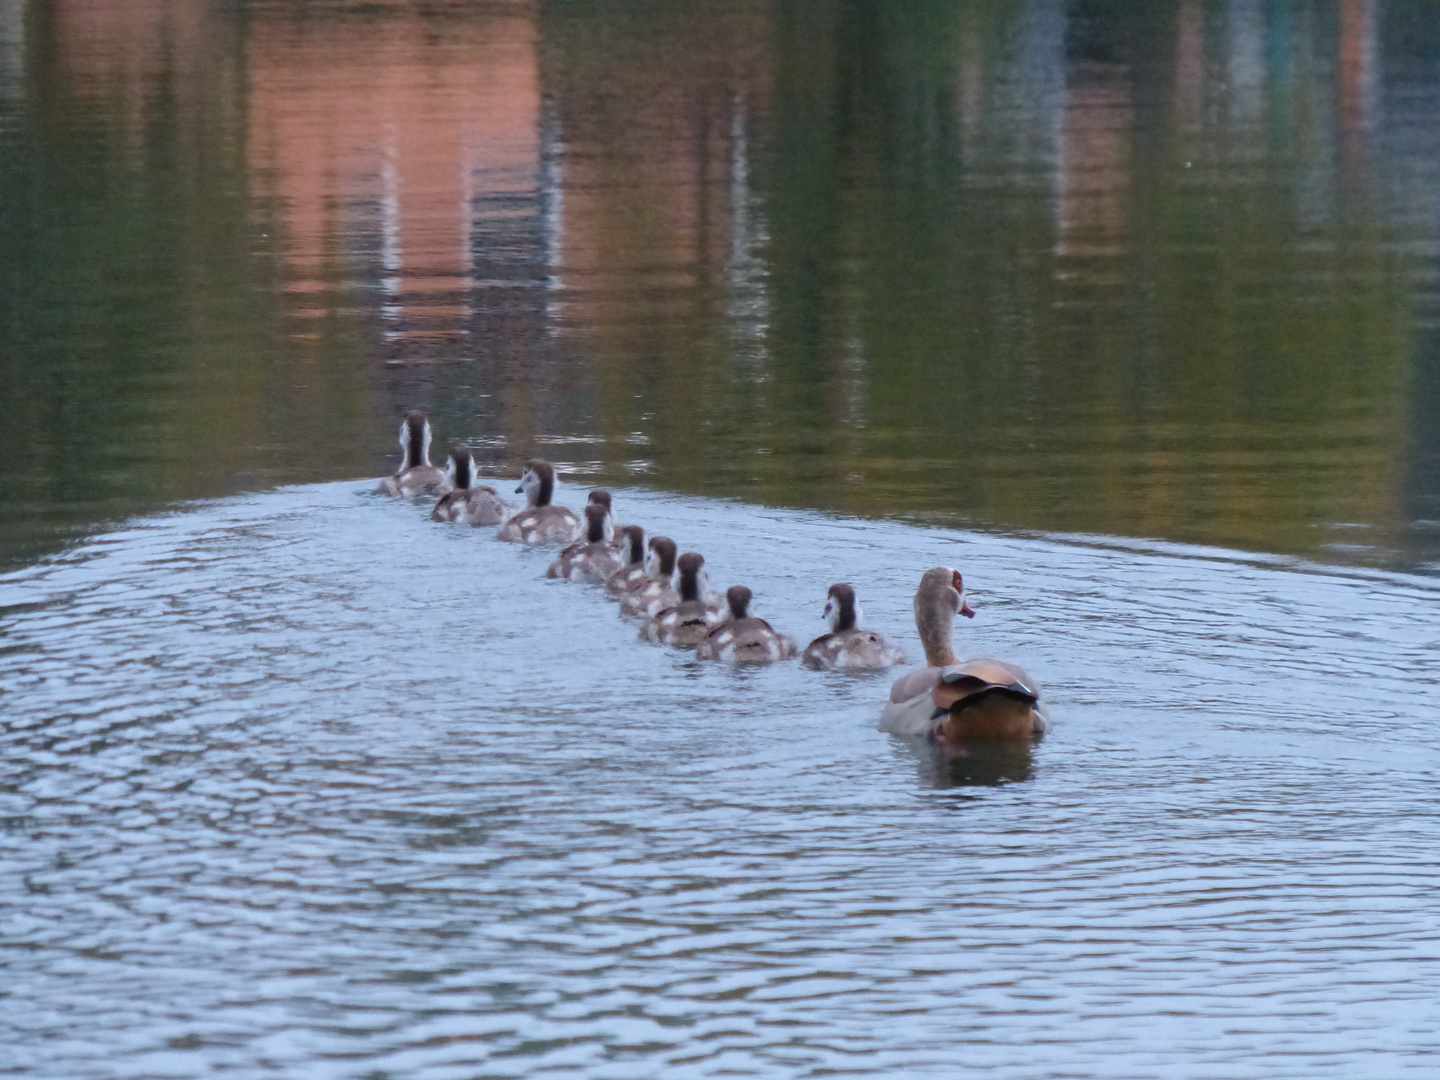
[960,602,976,619]
[514,484,524,493]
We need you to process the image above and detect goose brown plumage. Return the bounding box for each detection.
[617,537,681,617]
[641,553,722,646]
[377,411,449,497]
[801,583,905,669]
[605,527,649,597]
[878,567,1046,742]
[497,459,580,544]
[696,586,797,662]
[431,444,508,525]
[547,503,624,582]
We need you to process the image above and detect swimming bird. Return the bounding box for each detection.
[547,503,624,583]
[605,526,648,597]
[801,583,906,669]
[430,444,509,525]
[879,567,1046,742]
[696,586,797,662]
[377,411,448,497]
[579,489,632,551]
[556,493,615,552]
[579,489,638,555]
[641,553,722,646]
[617,537,679,616]
[497,459,581,544]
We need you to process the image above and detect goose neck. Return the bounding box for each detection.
[916,603,958,668]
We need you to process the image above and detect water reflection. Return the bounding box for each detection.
[1,0,1439,569]
[1407,322,1440,531]
[247,1,544,362]
[0,0,21,111]
[911,738,1039,790]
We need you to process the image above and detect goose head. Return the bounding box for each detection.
[823,583,862,633]
[444,443,474,490]
[914,567,975,667]
[581,502,611,544]
[620,525,645,566]
[644,536,678,581]
[515,459,557,507]
[724,585,752,621]
[584,491,615,542]
[675,552,708,603]
[399,411,432,470]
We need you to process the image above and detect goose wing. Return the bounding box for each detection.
[932,659,1041,710]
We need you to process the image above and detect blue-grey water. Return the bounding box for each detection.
[3,480,1438,1077]
[6,0,1440,1074]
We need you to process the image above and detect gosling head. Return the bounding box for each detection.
[515,459,557,507]
[582,502,610,544]
[644,536,678,580]
[400,411,432,470]
[620,525,645,566]
[444,443,474,490]
[675,552,707,602]
[724,585,753,621]
[823,583,861,633]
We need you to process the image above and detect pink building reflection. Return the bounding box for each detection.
[1057,59,1132,262]
[245,0,541,363]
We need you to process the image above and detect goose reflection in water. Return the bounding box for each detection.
[908,738,1038,790]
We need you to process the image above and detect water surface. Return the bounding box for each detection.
[4,2,1440,1074]
[2,482,1438,1076]
[2,0,1440,568]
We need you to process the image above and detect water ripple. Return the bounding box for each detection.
[2,482,1439,1077]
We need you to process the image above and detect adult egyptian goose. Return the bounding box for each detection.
[377,411,449,497]
[430,444,509,525]
[801,583,906,669]
[879,567,1046,742]
[696,586,797,662]
[497,459,580,544]
[640,553,722,646]
[547,503,624,583]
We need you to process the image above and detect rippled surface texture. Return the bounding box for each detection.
[5,1,1440,1074]
[3,483,1439,1076]
[3,0,1440,568]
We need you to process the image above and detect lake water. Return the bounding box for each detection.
[3,0,1440,1075]
[3,482,1438,1077]
[2,0,1439,571]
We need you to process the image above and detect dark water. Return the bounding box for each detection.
[2,0,1440,569]
[5,1,1440,1076]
